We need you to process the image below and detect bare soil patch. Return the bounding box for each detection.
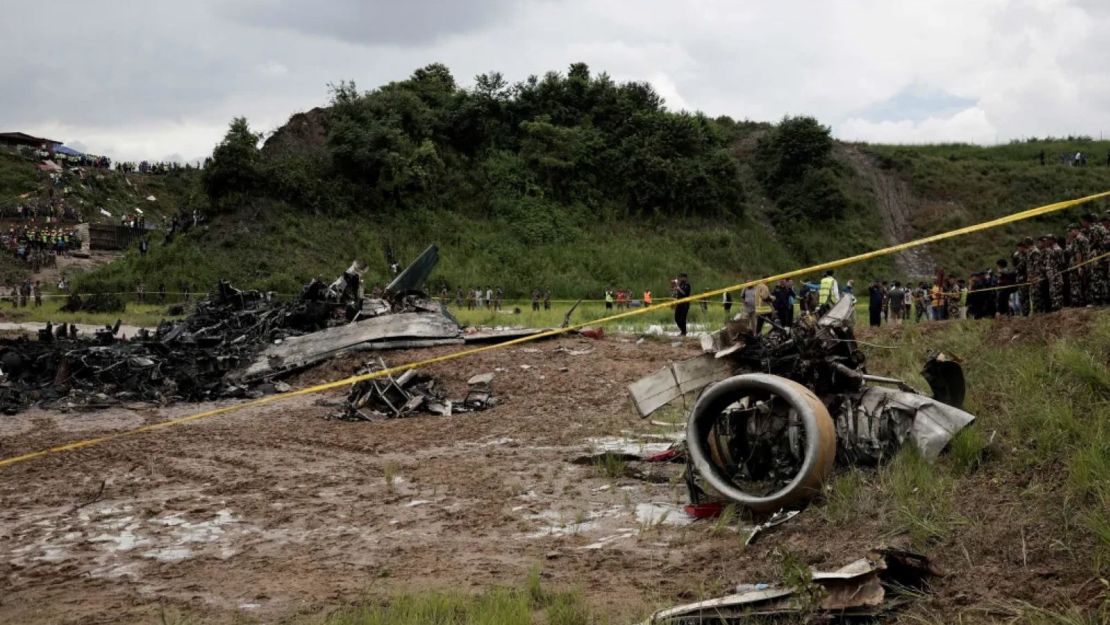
[0,330,1100,623]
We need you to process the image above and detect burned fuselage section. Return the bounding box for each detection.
[0,245,465,414]
[630,296,977,511]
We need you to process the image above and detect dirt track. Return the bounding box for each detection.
[0,329,1100,623]
[0,336,705,624]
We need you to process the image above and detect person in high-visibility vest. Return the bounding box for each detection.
[604,289,614,310]
[643,290,652,306]
[818,270,840,308]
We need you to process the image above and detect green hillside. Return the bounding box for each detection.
[6,64,1110,299]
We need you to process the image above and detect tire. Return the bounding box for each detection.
[686,374,837,512]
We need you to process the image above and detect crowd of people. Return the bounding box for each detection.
[2,280,45,308]
[450,286,507,310]
[3,225,82,270]
[860,212,1110,326]
[2,197,80,223]
[113,161,194,175]
[604,287,654,310]
[664,212,1110,337]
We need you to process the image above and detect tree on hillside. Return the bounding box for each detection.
[203,117,263,209]
[754,116,849,223]
[264,63,744,217]
[754,116,834,188]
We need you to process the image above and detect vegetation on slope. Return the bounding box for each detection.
[864,138,1110,274]
[8,62,1107,299]
[72,63,898,296]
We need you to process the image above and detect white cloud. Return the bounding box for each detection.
[838,108,998,144]
[2,0,1109,161]
[257,61,290,77]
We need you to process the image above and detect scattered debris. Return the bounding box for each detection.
[0,246,511,415]
[628,295,977,512]
[332,357,497,421]
[240,312,462,380]
[743,509,798,546]
[642,548,942,624]
[579,328,605,340]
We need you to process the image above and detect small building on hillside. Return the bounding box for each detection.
[0,132,62,153]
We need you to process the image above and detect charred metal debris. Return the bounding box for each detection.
[628,295,977,512]
[642,547,943,624]
[0,245,499,416]
[331,361,497,421]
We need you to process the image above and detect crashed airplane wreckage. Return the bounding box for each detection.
[0,245,507,415]
[629,295,976,512]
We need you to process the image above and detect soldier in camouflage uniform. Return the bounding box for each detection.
[1013,237,1033,315]
[1029,236,1047,314]
[1087,213,1110,305]
[1065,223,1090,307]
[1049,235,1067,311]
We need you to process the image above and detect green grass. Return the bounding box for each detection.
[0,151,40,205]
[881,448,959,546]
[592,453,629,480]
[863,139,1110,278]
[821,468,874,527]
[862,312,1110,570]
[0,297,180,328]
[323,571,604,625]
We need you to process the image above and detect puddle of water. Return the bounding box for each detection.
[143,547,193,562]
[634,503,693,527]
[89,523,147,552]
[584,437,672,458]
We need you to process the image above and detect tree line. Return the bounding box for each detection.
[202,63,850,241]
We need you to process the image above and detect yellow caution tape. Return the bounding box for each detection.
[2,189,1109,469]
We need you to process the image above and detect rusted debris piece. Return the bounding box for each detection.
[332,360,497,421]
[642,548,942,624]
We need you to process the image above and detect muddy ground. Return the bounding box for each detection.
[0,329,1099,624]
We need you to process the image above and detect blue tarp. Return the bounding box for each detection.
[54,145,85,157]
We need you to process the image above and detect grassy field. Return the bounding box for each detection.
[69,202,851,302]
[840,313,1110,624]
[64,139,1110,304]
[318,571,601,625]
[862,140,1110,274]
[0,298,180,328]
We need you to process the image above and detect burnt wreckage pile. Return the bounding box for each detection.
[629,295,977,512]
[0,246,487,415]
[332,362,496,421]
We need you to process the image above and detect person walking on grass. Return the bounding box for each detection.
[754,281,774,334]
[888,281,905,323]
[772,280,794,327]
[868,281,883,327]
[673,273,691,337]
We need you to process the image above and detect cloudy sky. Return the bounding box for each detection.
[3,0,1108,162]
